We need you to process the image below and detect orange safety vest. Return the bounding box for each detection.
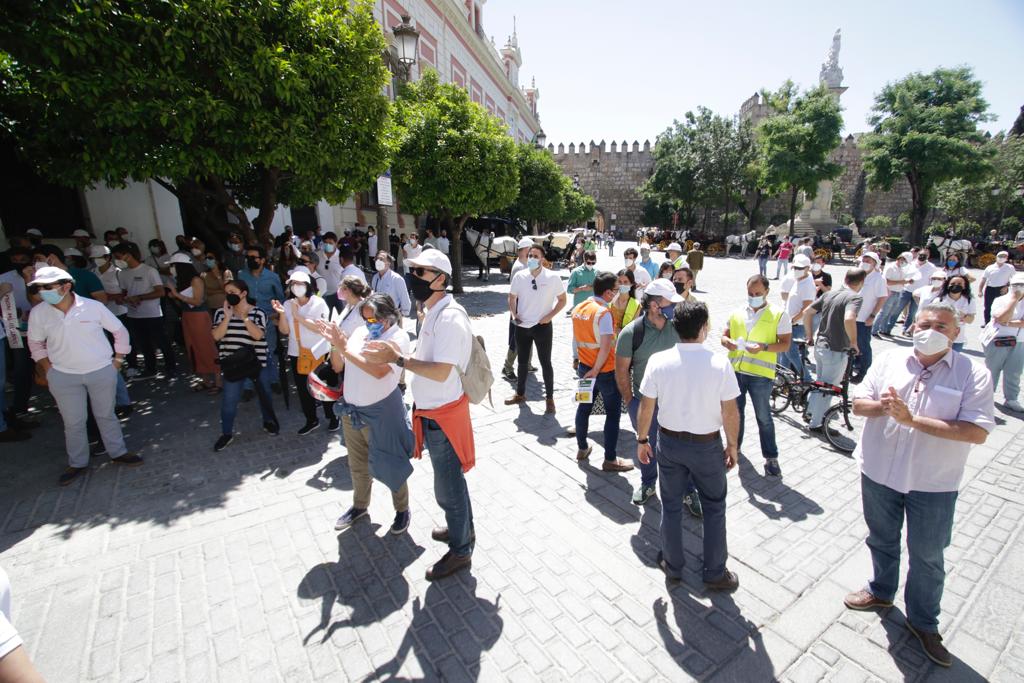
[573,298,616,374]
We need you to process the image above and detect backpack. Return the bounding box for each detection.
[440,303,495,406]
[627,314,647,370]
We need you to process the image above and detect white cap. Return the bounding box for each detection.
[792,254,812,268]
[861,252,880,264]
[667,242,683,253]
[25,228,43,237]
[167,253,192,265]
[930,271,946,281]
[645,278,684,303]
[28,266,72,286]
[406,249,452,276]
[287,270,312,284]
[998,250,1010,258]
[516,237,534,250]
[88,245,110,258]
[71,229,91,238]
[63,247,83,257]
[290,265,312,276]
[1011,273,1024,285]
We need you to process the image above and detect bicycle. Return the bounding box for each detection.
[770,342,863,453]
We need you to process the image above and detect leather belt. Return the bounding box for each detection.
[659,427,720,443]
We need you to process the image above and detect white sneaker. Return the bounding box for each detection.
[1005,400,1024,412]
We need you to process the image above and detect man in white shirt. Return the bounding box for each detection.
[402,234,423,275]
[845,301,994,668]
[367,226,378,261]
[779,254,816,380]
[873,253,909,337]
[112,242,176,377]
[502,237,537,381]
[978,250,1015,324]
[314,232,344,309]
[27,267,143,486]
[370,251,411,317]
[437,230,450,256]
[622,247,652,292]
[897,251,936,336]
[636,300,740,590]
[851,252,888,383]
[505,245,567,412]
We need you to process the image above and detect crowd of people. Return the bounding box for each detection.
[1,222,1018,669]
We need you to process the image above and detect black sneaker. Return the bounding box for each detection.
[328,417,340,432]
[683,493,703,518]
[263,421,280,436]
[297,421,319,436]
[58,467,88,487]
[764,458,782,477]
[334,507,368,530]
[110,453,144,466]
[213,434,234,452]
[390,510,411,535]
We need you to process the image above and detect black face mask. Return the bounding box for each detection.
[246,257,261,271]
[409,272,441,302]
[225,293,241,306]
[947,284,964,294]
[673,282,686,294]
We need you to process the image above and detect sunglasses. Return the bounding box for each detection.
[411,267,440,278]
[363,317,378,324]
[531,279,538,290]
[585,260,596,265]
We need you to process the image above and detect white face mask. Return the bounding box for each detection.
[913,328,951,356]
[861,262,874,272]
[998,256,1008,264]
[191,248,202,257]
[290,284,308,298]
[811,264,822,273]
[114,259,129,269]
[624,258,635,267]
[375,259,387,272]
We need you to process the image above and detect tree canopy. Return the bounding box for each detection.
[503,143,565,233]
[861,66,992,244]
[391,70,518,292]
[560,179,596,226]
[0,0,393,246]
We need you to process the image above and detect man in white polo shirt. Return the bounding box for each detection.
[852,251,888,382]
[779,254,816,380]
[636,300,740,590]
[978,250,1015,324]
[27,267,143,486]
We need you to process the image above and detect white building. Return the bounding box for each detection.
[0,0,541,249]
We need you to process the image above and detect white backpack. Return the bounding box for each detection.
[439,303,494,405]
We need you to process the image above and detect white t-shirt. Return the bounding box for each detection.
[785,275,816,322]
[629,265,652,290]
[281,296,330,357]
[437,237,450,254]
[883,263,906,293]
[906,261,936,290]
[117,263,164,319]
[640,343,740,433]
[368,234,378,257]
[989,294,1024,341]
[402,243,423,273]
[344,323,411,407]
[935,294,975,344]
[914,285,942,310]
[741,305,793,336]
[510,268,563,328]
[983,262,1015,289]
[942,266,969,280]
[410,295,473,409]
[316,250,344,293]
[0,566,23,660]
[339,263,367,288]
[329,301,366,339]
[96,264,127,316]
[856,270,889,322]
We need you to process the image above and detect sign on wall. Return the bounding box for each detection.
[376,171,393,207]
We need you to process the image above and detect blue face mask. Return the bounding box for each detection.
[41,289,65,305]
[366,321,385,339]
[660,303,676,320]
[748,295,766,308]
[527,257,540,270]
[618,284,630,294]
[324,243,336,254]
[205,258,216,269]
[946,260,957,268]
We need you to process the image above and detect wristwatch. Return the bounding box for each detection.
[637,436,650,444]
[396,355,407,368]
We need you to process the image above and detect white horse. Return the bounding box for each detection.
[725,230,757,257]
[928,234,973,263]
[463,227,519,281]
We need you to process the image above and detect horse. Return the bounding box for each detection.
[463,227,520,281]
[928,234,973,264]
[725,230,757,257]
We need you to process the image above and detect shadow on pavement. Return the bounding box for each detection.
[735,453,824,522]
[879,606,987,682]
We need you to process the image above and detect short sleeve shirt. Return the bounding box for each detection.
[785,275,816,321]
[510,268,563,328]
[856,271,889,323]
[810,288,862,351]
[343,323,411,406]
[410,296,473,409]
[983,262,1015,288]
[640,343,740,433]
[281,296,330,357]
[615,315,680,394]
[117,263,164,318]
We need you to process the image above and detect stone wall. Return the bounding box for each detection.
[549,140,653,233]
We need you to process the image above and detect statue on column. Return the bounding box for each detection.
[819,29,843,89]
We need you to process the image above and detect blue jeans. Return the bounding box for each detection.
[221,364,277,435]
[883,290,914,334]
[861,473,957,632]
[872,294,902,335]
[657,433,728,581]
[627,397,695,494]
[424,418,474,557]
[245,323,278,390]
[985,339,1024,401]
[853,322,873,378]
[901,291,920,334]
[576,364,621,460]
[735,373,777,459]
[808,346,848,427]
[780,324,811,380]
[758,256,768,277]
[775,259,788,278]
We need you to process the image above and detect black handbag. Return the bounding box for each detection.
[220,345,262,382]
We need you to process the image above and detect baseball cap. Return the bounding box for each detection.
[287,270,312,284]
[167,253,192,265]
[88,245,110,258]
[516,237,534,250]
[666,242,683,253]
[929,272,946,281]
[406,249,452,276]
[645,278,684,303]
[71,229,91,238]
[792,254,812,268]
[64,247,83,258]
[25,228,43,237]
[1011,273,1024,285]
[28,266,73,286]
[861,252,880,264]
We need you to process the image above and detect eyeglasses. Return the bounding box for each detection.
[411,267,440,278]
[531,279,538,290]
[914,367,933,393]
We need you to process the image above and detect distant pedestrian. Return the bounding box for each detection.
[851,252,888,383]
[755,238,772,277]
[899,251,937,336]
[686,242,705,289]
[984,273,1024,412]
[773,238,793,279]
[978,251,1014,324]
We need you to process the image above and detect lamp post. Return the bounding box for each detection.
[378,15,420,234]
[532,128,547,150]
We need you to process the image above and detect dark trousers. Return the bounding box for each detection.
[125,316,176,374]
[515,322,554,398]
[853,322,873,378]
[983,285,1006,325]
[9,343,33,414]
[657,433,728,581]
[290,357,334,424]
[575,364,621,459]
[627,398,696,493]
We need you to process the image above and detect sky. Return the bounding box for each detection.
[484,0,1024,145]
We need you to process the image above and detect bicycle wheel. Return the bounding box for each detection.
[822,404,864,453]
[770,376,791,414]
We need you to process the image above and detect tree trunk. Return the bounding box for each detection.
[170,177,258,248]
[449,212,468,294]
[723,190,732,235]
[788,186,799,232]
[905,172,927,246]
[702,205,709,232]
[250,167,282,250]
[747,189,763,231]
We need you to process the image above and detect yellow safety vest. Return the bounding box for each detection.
[672,256,686,270]
[727,307,783,379]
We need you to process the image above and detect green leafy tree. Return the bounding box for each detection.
[861,67,993,245]
[503,143,565,234]
[641,120,701,227]
[391,70,518,293]
[560,180,596,227]
[0,0,392,248]
[864,215,892,234]
[935,132,1024,230]
[758,84,844,230]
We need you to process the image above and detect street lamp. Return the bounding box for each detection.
[572,174,580,189]
[533,128,547,149]
[391,15,420,82]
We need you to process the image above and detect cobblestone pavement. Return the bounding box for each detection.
[2,246,1022,682]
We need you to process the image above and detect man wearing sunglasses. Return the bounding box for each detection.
[364,250,476,581]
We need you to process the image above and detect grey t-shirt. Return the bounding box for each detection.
[810,288,862,351]
[615,315,680,394]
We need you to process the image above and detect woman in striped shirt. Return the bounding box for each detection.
[211,279,279,451]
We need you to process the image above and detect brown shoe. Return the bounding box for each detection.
[425,551,472,581]
[110,452,144,466]
[843,589,893,611]
[504,394,526,405]
[906,620,952,667]
[430,527,476,545]
[601,458,634,472]
[545,398,556,414]
[704,569,739,592]
[576,446,592,462]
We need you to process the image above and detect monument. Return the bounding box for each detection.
[788,29,848,236]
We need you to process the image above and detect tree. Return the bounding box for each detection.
[560,179,596,227]
[758,84,844,230]
[503,143,565,234]
[641,120,701,227]
[861,67,993,245]
[934,132,1024,229]
[391,70,518,293]
[0,0,392,247]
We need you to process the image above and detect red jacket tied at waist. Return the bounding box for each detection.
[412,393,476,472]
